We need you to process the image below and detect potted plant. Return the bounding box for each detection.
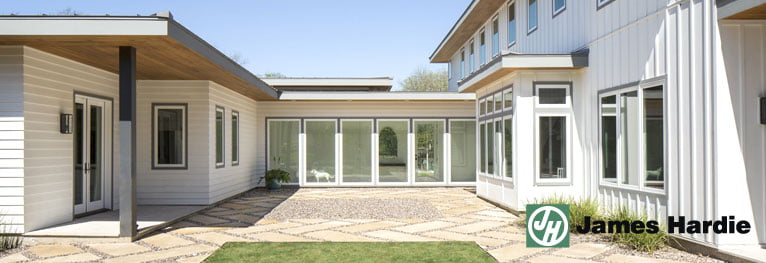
[264,168,291,190]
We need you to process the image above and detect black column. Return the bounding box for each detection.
[118,46,137,239]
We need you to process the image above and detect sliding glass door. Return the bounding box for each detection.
[305,120,337,184]
[414,120,445,183]
[342,120,373,183]
[450,120,476,182]
[378,120,408,183]
[268,120,300,183]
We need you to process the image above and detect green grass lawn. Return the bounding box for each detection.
[203,242,496,263]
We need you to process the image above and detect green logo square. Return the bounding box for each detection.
[526,204,570,248]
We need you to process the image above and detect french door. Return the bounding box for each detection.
[74,95,111,215]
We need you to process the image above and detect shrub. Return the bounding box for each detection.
[530,195,604,233]
[607,207,667,252]
[0,215,22,252]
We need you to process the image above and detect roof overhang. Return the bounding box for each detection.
[0,15,278,100]
[278,92,476,101]
[458,51,589,92]
[430,0,507,63]
[264,77,393,88]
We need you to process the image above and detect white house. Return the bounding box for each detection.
[0,0,764,259]
[430,0,766,255]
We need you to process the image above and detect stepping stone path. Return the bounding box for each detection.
[0,188,723,262]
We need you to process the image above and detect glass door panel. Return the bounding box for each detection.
[378,121,408,183]
[305,120,336,184]
[450,121,476,182]
[341,120,372,183]
[73,96,109,214]
[268,120,300,183]
[414,120,444,182]
[74,101,86,214]
[88,105,103,204]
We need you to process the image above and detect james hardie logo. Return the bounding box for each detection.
[526,204,569,248]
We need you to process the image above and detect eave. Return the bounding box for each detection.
[430,0,507,63]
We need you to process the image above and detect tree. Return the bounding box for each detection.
[400,66,448,92]
[258,72,287,78]
[57,8,82,15]
[225,52,248,65]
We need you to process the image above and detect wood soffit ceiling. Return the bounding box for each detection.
[726,3,766,19]
[0,35,277,100]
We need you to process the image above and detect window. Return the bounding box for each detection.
[553,0,565,16]
[600,96,617,183]
[620,91,639,186]
[480,99,487,115]
[450,120,477,182]
[378,120,408,183]
[448,62,452,80]
[215,106,225,168]
[460,49,466,79]
[597,0,615,9]
[508,2,516,46]
[487,121,494,175]
[469,41,475,72]
[342,120,372,183]
[494,93,503,112]
[504,118,512,178]
[480,123,486,173]
[492,17,500,56]
[487,95,495,114]
[268,120,299,182]
[305,120,336,184]
[598,84,665,191]
[504,89,513,109]
[643,86,664,189]
[537,85,569,105]
[528,0,538,33]
[414,120,445,182]
[231,111,239,165]
[480,30,487,65]
[153,104,186,169]
[539,116,566,179]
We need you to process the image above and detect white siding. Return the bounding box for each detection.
[255,101,475,179]
[716,20,766,246]
[22,46,119,232]
[0,46,24,233]
[136,80,210,205]
[208,82,259,203]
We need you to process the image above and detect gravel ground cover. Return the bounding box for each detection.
[263,198,443,219]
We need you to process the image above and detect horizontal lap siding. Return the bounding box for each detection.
[208,82,258,203]
[22,46,119,232]
[0,46,24,233]
[136,80,210,205]
[254,100,475,178]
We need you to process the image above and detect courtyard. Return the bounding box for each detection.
[1,188,720,262]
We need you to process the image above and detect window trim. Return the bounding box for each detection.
[507,0,517,47]
[534,112,571,185]
[597,78,667,195]
[552,0,566,17]
[215,105,225,168]
[597,0,615,10]
[231,110,240,166]
[527,0,538,34]
[151,103,188,170]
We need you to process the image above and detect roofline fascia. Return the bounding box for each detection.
[278,92,476,101]
[429,0,478,63]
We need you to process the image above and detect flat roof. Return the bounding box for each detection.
[457,51,588,92]
[263,77,394,87]
[278,91,476,101]
[0,14,278,100]
[430,0,507,63]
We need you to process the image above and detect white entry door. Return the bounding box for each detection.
[74,95,112,215]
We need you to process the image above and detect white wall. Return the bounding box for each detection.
[136,80,211,205]
[208,82,259,203]
[716,20,766,246]
[21,46,120,232]
[0,46,25,233]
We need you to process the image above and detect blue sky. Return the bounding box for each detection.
[6,0,470,90]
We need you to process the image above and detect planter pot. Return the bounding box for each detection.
[267,178,282,190]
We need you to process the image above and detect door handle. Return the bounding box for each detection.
[84,162,89,171]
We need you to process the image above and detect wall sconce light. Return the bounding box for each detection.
[60,114,73,134]
[761,97,766,124]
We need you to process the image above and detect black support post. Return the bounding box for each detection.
[118,46,137,239]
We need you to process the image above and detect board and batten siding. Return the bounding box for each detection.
[136,80,210,205]
[208,82,258,203]
[0,46,25,233]
[254,100,475,179]
[716,20,766,246]
[22,46,119,232]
